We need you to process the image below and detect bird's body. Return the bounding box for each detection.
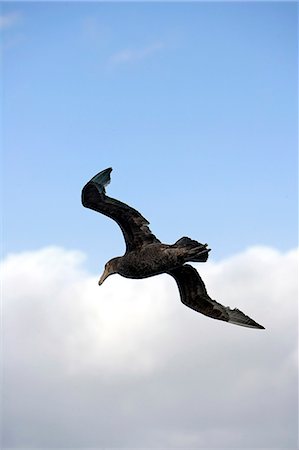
[82,167,265,330]
[110,240,208,279]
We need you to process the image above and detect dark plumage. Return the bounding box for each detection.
[82,168,264,330]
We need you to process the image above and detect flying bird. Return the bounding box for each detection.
[82,168,264,330]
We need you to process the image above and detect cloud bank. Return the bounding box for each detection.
[2,246,298,448]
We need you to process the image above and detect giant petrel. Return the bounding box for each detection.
[82,168,264,330]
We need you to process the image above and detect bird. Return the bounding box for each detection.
[82,167,265,330]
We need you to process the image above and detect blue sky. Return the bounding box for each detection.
[2,2,297,270]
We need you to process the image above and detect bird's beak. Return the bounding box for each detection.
[98,267,110,285]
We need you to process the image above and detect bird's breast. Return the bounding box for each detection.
[118,246,176,279]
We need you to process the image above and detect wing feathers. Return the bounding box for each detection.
[82,168,160,252]
[90,167,112,194]
[168,264,265,329]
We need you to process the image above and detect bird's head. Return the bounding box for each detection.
[98,258,119,285]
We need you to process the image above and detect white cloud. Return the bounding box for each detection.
[110,41,164,65]
[0,11,21,30]
[1,245,298,448]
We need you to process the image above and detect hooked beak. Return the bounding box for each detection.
[98,267,110,285]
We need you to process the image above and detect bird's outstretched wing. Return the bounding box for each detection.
[82,168,160,252]
[168,264,265,329]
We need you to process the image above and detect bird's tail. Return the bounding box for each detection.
[174,237,210,262]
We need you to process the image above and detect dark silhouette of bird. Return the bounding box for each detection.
[82,168,264,330]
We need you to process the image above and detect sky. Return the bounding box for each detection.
[1,2,298,449]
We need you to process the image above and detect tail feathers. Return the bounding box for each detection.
[175,237,210,262]
[189,247,210,262]
[175,237,202,247]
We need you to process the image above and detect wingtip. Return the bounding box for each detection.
[88,167,113,194]
[251,319,265,330]
[229,320,265,330]
[227,308,266,330]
